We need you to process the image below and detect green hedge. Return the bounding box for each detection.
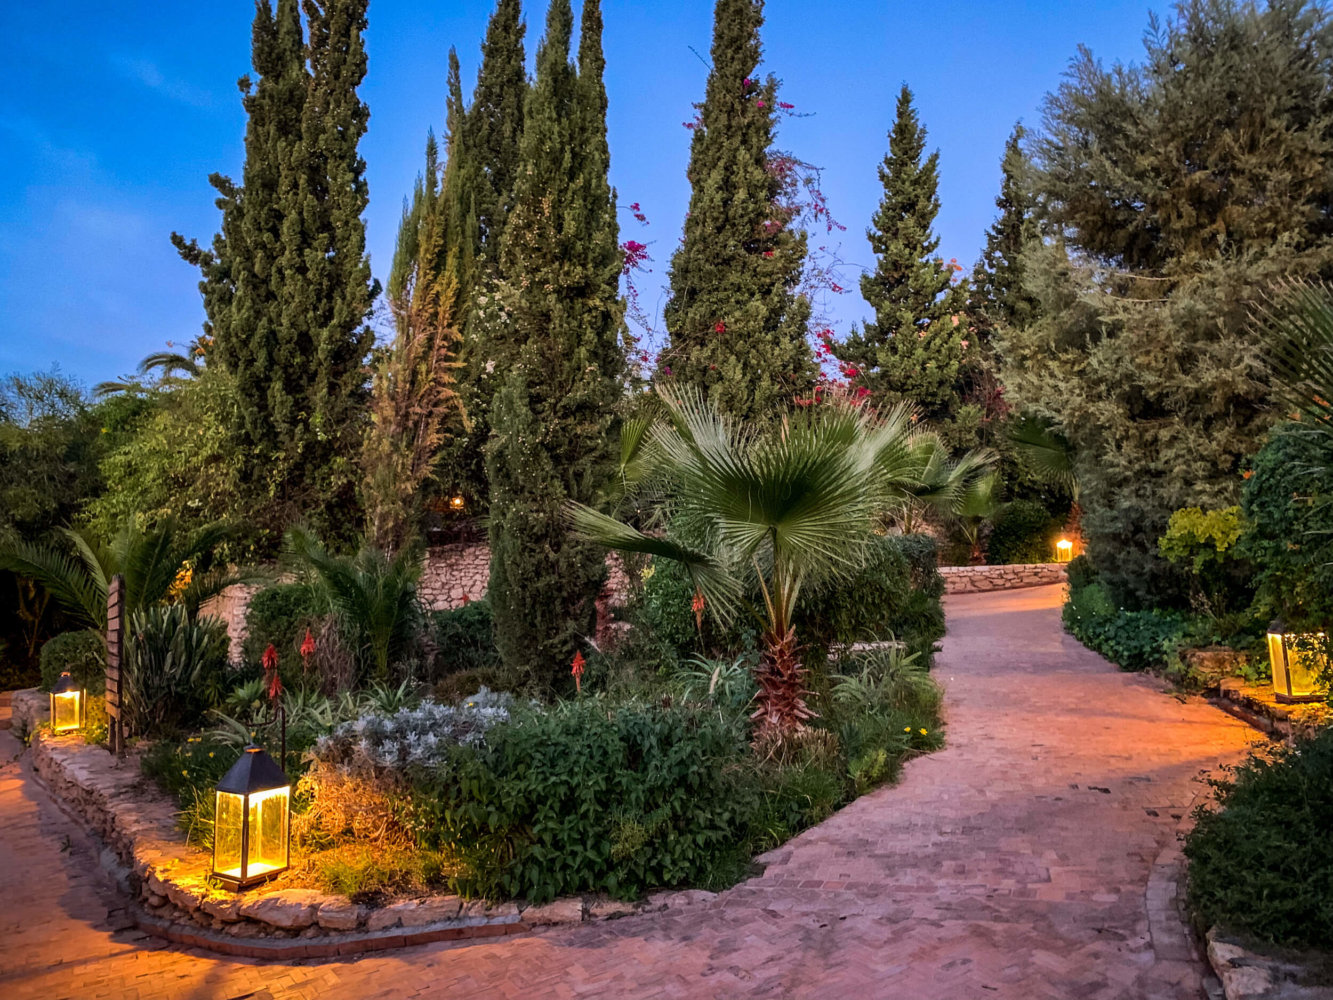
[39,630,105,695]
[1185,727,1333,948]
[987,500,1062,565]
[431,600,500,678]
[1063,582,1186,672]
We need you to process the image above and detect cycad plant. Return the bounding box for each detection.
[285,527,423,684]
[570,387,989,741]
[0,516,240,629]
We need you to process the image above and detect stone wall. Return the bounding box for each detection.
[201,546,633,664]
[939,562,1067,594]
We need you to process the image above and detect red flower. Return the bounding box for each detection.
[262,643,279,673]
[571,650,586,693]
[300,628,316,661]
[830,283,844,293]
[756,100,766,109]
[714,321,726,333]
[763,250,774,258]
[691,590,706,631]
[778,101,795,110]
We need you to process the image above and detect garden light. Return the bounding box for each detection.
[49,671,84,733]
[449,495,466,510]
[212,744,291,891]
[1266,621,1327,703]
[1055,538,1073,562]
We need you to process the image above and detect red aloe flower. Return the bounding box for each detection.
[571,650,586,694]
[262,643,279,673]
[691,590,706,631]
[300,628,316,661]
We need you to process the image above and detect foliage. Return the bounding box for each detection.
[170,0,376,545]
[431,600,500,677]
[572,388,979,739]
[835,84,966,420]
[416,701,749,902]
[39,630,105,696]
[484,0,625,693]
[123,605,230,736]
[1002,0,1333,609]
[1063,582,1186,673]
[1158,505,1254,616]
[285,527,424,684]
[241,583,322,677]
[670,653,759,715]
[968,123,1040,350]
[141,733,238,845]
[661,0,815,421]
[1185,728,1333,948]
[1258,280,1333,475]
[1239,423,1333,629]
[306,843,460,901]
[0,515,240,630]
[987,499,1062,565]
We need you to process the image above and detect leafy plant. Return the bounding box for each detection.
[123,605,230,736]
[38,630,105,695]
[987,499,1063,565]
[431,600,500,678]
[672,654,758,714]
[1158,505,1252,616]
[1185,728,1333,948]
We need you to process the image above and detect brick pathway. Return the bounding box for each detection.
[0,584,1259,999]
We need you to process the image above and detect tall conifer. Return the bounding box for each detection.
[485,0,625,690]
[662,0,814,422]
[969,124,1039,345]
[465,0,527,254]
[837,85,965,421]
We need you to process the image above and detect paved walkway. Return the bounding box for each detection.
[0,584,1260,999]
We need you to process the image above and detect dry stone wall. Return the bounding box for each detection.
[939,563,1067,594]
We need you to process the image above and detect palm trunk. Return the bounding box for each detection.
[751,625,815,743]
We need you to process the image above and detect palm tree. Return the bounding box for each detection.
[93,347,206,397]
[954,472,1001,565]
[1257,280,1333,467]
[570,387,991,742]
[284,527,423,683]
[0,516,240,629]
[1010,413,1081,542]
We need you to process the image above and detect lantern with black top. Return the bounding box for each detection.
[49,670,85,733]
[1266,620,1328,704]
[212,744,291,890]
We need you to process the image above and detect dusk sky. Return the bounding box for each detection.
[1,1,1155,387]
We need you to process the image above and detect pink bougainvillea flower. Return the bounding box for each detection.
[830,283,844,293]
[778,101,795,109]
[763,250,774,258]
[756,100,766,109]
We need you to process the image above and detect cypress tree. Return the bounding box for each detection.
[173,0,375,542]
[662,0,814,422]
[969,124,1039,346]
[837,85,966,421]
[485,0,625,691]
[465,0,527,254]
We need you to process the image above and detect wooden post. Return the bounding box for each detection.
[105,574,125,756]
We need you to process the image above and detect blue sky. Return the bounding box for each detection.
[0,1,1155,387]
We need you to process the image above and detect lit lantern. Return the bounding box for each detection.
[1266,621,1328,704]
[449,495,466,511]
[212,745,291,891]
[1055,538,1074,563]
[49,671,84,733]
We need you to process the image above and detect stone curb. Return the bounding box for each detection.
[25,722,719,960]
[939,563,1068,594]
[1206,928,1333,999]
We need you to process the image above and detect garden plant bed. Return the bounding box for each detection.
[26,722,718,959]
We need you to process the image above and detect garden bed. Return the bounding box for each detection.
[27,727,717,959]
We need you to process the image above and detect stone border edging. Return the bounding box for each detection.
[939,563,1067,594]
[26,724,718,960]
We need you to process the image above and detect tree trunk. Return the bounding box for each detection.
[751,625,815,743]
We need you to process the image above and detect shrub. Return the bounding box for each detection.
[1063,582,1186,672]
[987,499,1062,565]
[1158,505,1253,615]
[242,583,322,674]
[124,605,230,735]
[39,630,105,695]
[635,553,757,664]
[141,733,238,845]
[1185,728,1333,948]
[431,600,500,678]
[1065,554,1097,592]
[1239,423,1333,630]
[417,701,749,902]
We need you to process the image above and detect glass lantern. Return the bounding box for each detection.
[1266,621,1328,704]
[212,745,291,891]
[1055,538,1074,563]
[49,671,85,733]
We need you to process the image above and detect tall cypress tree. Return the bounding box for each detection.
[969,124,1039,345]
[662,0,813,422]
[837,85,965,421]
[485,0,625,691]
[173,0,374,542]
[465,0,527,255]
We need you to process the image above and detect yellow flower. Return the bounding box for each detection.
[208,752,214,758]
[919,728,928,736]
[903,726,911,732]
[182,769,189,777]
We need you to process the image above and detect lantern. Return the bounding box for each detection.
[449,495,466,510]
[49,671,84,733]
[1055,538,1074,563]
[212,745,291,890]
[1266,621,1328,704]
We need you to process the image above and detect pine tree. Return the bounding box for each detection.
[837,85,965,421]
[662,0,814,422]
[969,124,1039,346]
[485,0,626,691]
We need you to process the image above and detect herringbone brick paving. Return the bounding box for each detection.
[0,584,1259,998]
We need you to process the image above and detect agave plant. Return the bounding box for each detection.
[0,516,244,629]
[570,387,991,742]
